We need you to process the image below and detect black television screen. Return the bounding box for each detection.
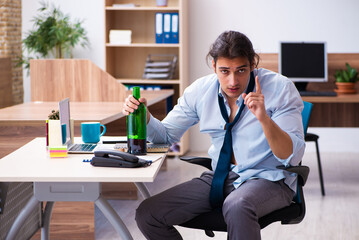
[279,42,327,82]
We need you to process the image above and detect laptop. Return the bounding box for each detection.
[59,98,98,153]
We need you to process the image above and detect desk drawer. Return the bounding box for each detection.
[34,182,100,201]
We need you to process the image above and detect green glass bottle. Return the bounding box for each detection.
[127,86,147,155]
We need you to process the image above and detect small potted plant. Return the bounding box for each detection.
[17,1,89,70]
[48,110,59,120]
[334,63,358,94]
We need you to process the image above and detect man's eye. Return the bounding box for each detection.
[221,70,228,74]
[238,68,245,73]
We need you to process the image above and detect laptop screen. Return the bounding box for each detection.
[59,98,72,145]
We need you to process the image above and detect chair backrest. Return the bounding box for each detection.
[301,101,313,135]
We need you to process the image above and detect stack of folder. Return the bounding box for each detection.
[155,12,179,44]
[143,54,177,79]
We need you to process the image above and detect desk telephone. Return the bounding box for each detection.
[91,150,151,168]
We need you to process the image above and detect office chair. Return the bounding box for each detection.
[302,101,325,196]
[178,159,309,237]
[178,102,313,237]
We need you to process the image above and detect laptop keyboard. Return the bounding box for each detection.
[69,143,97,152]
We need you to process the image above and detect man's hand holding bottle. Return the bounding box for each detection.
[122,94,151,124]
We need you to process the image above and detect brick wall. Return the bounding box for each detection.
[0,0,23,104]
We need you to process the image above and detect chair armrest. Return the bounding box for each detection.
[276,165,310,186]
[305,133,319,141]
[179,156,213,171]
[180,157,309,186]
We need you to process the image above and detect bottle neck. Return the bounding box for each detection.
[133,87,141,99]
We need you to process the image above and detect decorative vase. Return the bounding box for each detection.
[156,0,168,7]
[334,82,356,95]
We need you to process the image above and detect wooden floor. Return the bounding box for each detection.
[94,151,359,240]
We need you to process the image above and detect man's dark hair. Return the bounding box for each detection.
[207,31,260,68]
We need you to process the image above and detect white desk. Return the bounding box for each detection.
[0,138,166,240]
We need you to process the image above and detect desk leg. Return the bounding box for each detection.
[41,201,54,240]
[134,182,151,199]
[95,196,133,240]
[5,195,40,240]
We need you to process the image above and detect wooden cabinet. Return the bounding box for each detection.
[105,0,189,155]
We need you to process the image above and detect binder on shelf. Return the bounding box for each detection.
[155,13,163,43]
[163,13,171,43]
[170,13,179,43]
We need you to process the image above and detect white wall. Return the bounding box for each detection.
[22,0,359,152]
[187,0,359,153]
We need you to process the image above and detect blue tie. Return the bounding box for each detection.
[209,72,255,209]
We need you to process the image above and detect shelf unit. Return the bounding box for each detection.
[105,0,189,156]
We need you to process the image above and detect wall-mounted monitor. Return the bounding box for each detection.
[279,42,328,85]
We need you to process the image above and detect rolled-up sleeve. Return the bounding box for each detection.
[147,81,201,144]
[270,81,306,166]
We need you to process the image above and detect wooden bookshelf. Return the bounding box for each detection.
[105,0,189,156]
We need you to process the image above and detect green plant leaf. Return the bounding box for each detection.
[343,70,350,81]
[334,63,359,82]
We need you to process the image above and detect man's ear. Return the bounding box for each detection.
[250,63,255,72]
[212,60,216,73]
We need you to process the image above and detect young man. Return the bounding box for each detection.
[123,31,305,240]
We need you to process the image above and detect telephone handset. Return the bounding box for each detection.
[91,149,151,168]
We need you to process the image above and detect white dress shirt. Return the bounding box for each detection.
[147,68,305,192]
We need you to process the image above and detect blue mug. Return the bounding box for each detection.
[81,122,106,143]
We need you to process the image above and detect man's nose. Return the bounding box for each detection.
[228,73,238,85]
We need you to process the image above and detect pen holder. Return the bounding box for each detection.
[48,120,63,146]
[47,119,68,157]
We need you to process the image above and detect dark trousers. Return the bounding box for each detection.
[136,171,294,240]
